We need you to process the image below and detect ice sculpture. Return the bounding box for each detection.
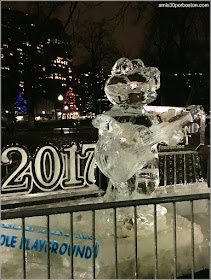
[1,211,209,279]
[93,58,204,200]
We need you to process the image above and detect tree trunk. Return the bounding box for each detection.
[25,79,35,129]
[54,106,58,120]
[28,112,35,129]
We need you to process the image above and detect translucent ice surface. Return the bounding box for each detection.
[93,57,205,202]
[1,208,209,279]
[94,112,192,184]
[105,57,160,105]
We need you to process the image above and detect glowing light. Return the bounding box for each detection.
[42,111,45,114]
[15,93,27,114]
[58,95,64,101]
[16,116,24,121]
[144,105,184,114]
[130,82,138,90]
[64,106,69,110]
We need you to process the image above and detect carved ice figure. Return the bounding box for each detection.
[93,57,202,201]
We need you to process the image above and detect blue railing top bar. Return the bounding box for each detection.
[1,192,210,220]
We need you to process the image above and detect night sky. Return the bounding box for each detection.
[1,1,159,67]
[1,1,210,72]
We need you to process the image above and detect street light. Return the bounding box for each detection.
[57,95,64,120]
[64,105,69,120]
[58,94,64,101]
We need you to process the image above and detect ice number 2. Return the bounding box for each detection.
[1,146,33,194]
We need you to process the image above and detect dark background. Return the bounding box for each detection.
[1,1,210,112]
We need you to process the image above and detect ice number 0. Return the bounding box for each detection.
[33,145,64,191]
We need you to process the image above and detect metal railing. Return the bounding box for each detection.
[158,150,204,186]
[1,149,207,197]
[1,192,210,279]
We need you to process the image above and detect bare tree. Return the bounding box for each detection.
[75,19,119,71]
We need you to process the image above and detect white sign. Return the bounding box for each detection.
[1,143,96,196]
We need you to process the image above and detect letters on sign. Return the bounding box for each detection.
[1,143,96,196]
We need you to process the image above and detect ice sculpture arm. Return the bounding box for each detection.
[92,114,114,136]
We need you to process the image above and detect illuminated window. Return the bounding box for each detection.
[48,74,53,79]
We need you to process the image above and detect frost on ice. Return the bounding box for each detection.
[1,211,209,279]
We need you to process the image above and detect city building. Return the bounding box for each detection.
[1,8,74,121]
[72,65,111,115]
